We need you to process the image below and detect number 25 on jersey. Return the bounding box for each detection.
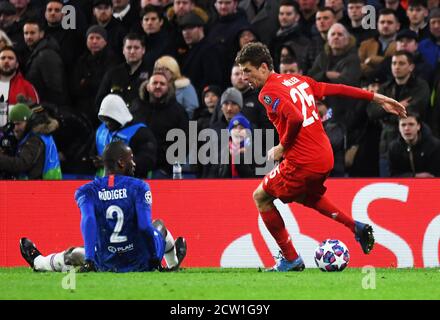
[290,82,319,127]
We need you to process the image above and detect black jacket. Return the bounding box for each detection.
[389,124,440,177]
[131,87,189,175]
[96,60,150,109]
[71,46,119,128]
[178,37,224,96]
[24,37,69,106]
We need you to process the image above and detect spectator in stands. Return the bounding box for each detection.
[96,33,149,108]
[165,0,209,51]
[406,0,430,40]
[346,0,377,46]
[236,26,259,51]
[270,0,310,73]
[418,8,440,68]
[206,0,249,89]
[216,113,256,178]
[304,7,336,73]
[0,2,23,50]
[92,0,128,60]
[141,5,177,76]
[316,99,346,176]
[325,0,351,27]
[298,0,319,37]
[0,47,39,106]
[389,112,440,177]
[193,85,221,132]
[44,0,85,74]
[203,87,246,177]
[131,72,188,178]
[384,0,410,28]
[375,29,433,85]
[22,19,68,107]
[279,56,302,74]
[367,50,430,176]
[112,0,139,30]
[177,11,223,96]
[359,9,400,80]
[0,102,62,179]
[238,0,280,46]
[94,93,157,178]
[71,25,119,129]
[308,23,361,123]
[153,55,199,119]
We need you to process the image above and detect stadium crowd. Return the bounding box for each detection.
[0,0,439,179]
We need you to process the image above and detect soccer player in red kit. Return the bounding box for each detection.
[236,42,407,271]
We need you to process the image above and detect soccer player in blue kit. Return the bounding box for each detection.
[19,141,187,272]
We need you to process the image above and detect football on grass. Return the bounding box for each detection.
[314,239,350,272]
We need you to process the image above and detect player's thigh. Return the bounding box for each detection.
[262,161,307,203]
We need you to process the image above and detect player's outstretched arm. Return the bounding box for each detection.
[372,93,407,118]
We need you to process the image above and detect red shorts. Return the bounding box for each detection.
[262,160,329,203]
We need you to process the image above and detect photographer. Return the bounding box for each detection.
[0,103,62,179]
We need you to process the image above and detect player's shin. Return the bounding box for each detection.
[260,207,299,261]
[304,195,355,232]
[163,229,179,268]
[34,252,72,272]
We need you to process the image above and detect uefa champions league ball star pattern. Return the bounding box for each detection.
[314,239,350,272]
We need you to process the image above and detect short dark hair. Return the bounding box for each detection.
[317,6,336,16]
[46,0,64,6]
[400,111,421,123]
[379,8,399,20]
[140,4,163,20]
[123,33,145,47]
[280,0,300,14]
[0,46,17,58]
[23,18,45,31]
[408,0,427,8]
[348,0,366,4]
[393,50,415,64]
[280,56,298,65]
[235,42,274,71]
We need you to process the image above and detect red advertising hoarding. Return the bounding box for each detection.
[1,179,439,268]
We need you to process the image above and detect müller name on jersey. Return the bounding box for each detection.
[98,188,128,201]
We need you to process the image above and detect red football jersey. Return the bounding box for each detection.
[259,73,374,174]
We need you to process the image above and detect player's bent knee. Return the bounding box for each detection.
[153,219,167,238]
[253,187,273,211]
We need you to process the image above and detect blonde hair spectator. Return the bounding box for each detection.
[154,55,199,118]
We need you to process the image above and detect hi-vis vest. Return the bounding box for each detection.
[18,132,62,180]
[95,123,146,177]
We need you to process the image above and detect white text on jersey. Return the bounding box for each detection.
[282,76,300,87]
[99,188,128,201]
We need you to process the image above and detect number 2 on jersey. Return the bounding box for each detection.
[106,205,127,243]
[290,82,319,127]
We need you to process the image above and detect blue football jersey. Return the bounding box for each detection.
[75,175,165,272]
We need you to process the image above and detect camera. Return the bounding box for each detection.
[0,122,17,156]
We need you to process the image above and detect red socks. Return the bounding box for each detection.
[304,195,356,233]
[260,207,298,261]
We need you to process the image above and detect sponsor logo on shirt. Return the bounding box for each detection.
[263,95,272,105]
[272,98,280,112]
[108,243,134,254]
[145,191,152,204]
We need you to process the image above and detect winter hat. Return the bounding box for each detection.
[86,25,108,41]
[429,8,440,21]
[98,94,133,127]
[228,113,251,132]
[220,87,243,109]
[8,103,32,122]
[202,85,222,100]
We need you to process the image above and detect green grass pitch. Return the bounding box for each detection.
[1,267,439,300]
